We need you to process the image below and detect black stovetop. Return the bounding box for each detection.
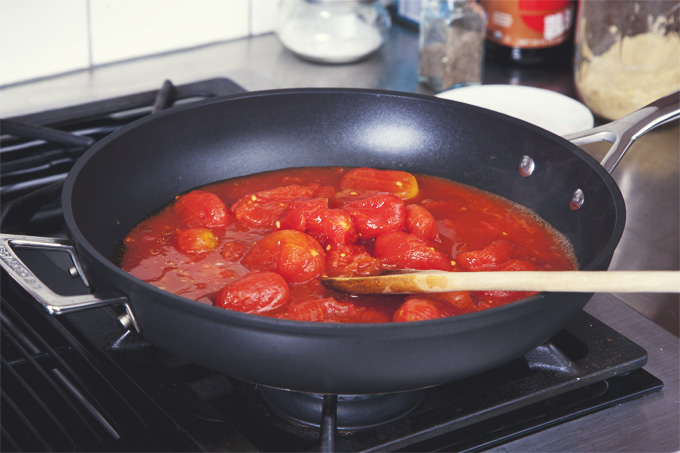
[0,78,664,452]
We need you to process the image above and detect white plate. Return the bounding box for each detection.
[436,85,594,136]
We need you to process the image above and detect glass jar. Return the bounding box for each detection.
[275,0,391,64]
[574,0,680,120]
[418,0,488,92]
[480,0,576,66]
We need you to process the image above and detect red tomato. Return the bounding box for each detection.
[289,279,327,301]
[455,240,514,271]
[340,167,419,200]
[231,184,315,228]
[357,309,391,323]
[331,189,381,208]
[393,298,444,322]
[405,204,439,241]
[471,259,538,304]
[374,231,451,271]
[343,193,406,239]
[277,198,328,231]
[277,297,352,322]
[324,244,382,277]
[241,230,325,283]
[310,184,336,199]
[175,228,219,254]
[396,292,476,319]
[472,290,537,307]
[277,297,389,323]
[497,259,537,272]
[214,271,290,314]
[174,190,230,228]
[436,291,477,315]
[306,208,358,247]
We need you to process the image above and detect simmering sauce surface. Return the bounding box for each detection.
[118,167,576,323]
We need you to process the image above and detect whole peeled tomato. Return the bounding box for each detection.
[324,244,382,277]
[374,231,451,271]
[471,258,538,304]
[436,291,477,315]
[393,298,444,322]
[241,230,326,283]
[175,228,219,254]
[214,271,290,314]
[277,297,390,323]
[174,190,230,228]
[340,167,419,200]
[342,193,406,240]
[400,292,476,317]
[278,297,355,322]
[231,184,316,228]
[306,208,358,247]
[455,240,514,271]
[405,204,439,241]
[277,197,328,231]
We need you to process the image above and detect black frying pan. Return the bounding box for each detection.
[3,89,678,394]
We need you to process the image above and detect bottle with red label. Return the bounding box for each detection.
[480,0,576,65]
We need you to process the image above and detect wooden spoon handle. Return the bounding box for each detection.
[321,270,680,295]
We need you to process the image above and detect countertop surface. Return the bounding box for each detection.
[1,20,678,452]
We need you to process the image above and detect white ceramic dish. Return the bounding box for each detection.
[436,85,594,136]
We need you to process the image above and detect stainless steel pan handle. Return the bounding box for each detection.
[0,233,140,332]
[563,90,680,174]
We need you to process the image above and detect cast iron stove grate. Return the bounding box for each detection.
[0,78,245,235]
[0,78,665,452]
[165,309,662,452]
[0,271,204,452]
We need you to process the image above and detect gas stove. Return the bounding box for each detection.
[0,79,664,452]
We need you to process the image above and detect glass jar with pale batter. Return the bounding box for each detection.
[574,0,680,120]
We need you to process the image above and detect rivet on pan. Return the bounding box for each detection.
[118,314,133,330]
[570,189,585,210]
[518,155,535,177]
[68,266,79,278]
[118,304,141,333]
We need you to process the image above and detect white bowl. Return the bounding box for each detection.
[437,85,594,136]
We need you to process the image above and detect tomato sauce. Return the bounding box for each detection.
[117,167,576,323]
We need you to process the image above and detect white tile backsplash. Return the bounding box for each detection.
[0,0,90,86]
[89,0,249,65]
[0,0,279,87]
[251,0,280,36]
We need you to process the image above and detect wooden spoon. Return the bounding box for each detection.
[320,270,680,295]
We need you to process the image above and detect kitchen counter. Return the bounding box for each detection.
[1,20,678,452]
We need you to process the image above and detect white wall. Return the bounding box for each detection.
[0,0,280,86]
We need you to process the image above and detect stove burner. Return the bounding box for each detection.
[259,386,424,430]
